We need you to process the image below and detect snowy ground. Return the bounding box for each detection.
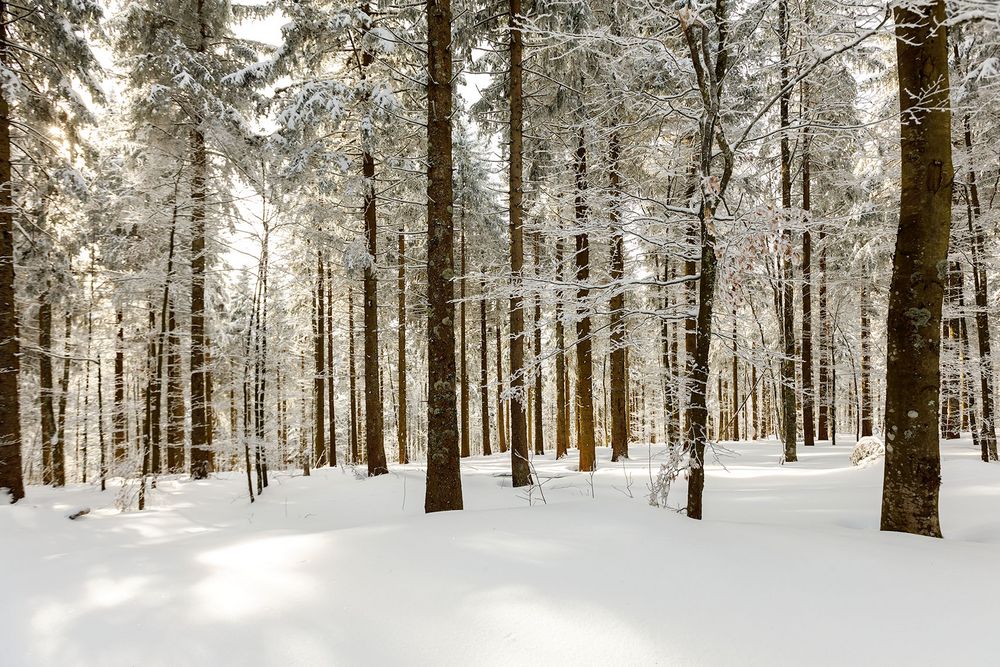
[3,438,1000,666]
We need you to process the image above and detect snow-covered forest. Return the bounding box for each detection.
[2,0,1000,664]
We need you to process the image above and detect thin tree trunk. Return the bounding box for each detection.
[554,227,569,459]
[574,129,597,472]
[532,229,544,456]
[496,320,507,454]
[880,0,951,538]
[326,261,337,466]
[801,116,815,446]
[508,0,530,487]
[39,292,56,485]
[609,132,628,461]
[348,285,359,464]
[778,0,797,463]
[460,216,471,458]
[314,252,326,467]
[860,282,873,437]
[480,279,492,456]
[189,124,213,478]
[397,225,408,464]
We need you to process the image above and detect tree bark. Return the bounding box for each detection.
[424,0,463,512]
[189,124,213,478]
[314,252,326,467]
[778,0,797,463]
[39,292,56,485]
[860,282,873,437]
[0,0,22,501]
[574,129,597,472]
[397,225,408,464]
[480,279,492,456]
[880,0,951,538]
[609,132,628,461]
[508,0,530,487]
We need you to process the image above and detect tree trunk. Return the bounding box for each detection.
[962,117,998,460]
[326,261,337,466]
[397,225,408,464]
[880,0,951,538]
[460,217,471,458]
[574,129,597,472]
[424,0,463,512]
[508,0,530,487]
[0,1,22,501]
[314,252,326,467]
[554,226,569,459]
[801,117,815,446]
[778,0,797,463]
[348,285,359,463]
[817,225,829,440]
[189,124,213,478]
[496,319,507,454]
[480,279,492,456]
[39,292,56,485]
[860,282,873,437]
[609,132,628,461]
[531,230,544,456]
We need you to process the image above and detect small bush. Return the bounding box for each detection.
[850,436,885,467]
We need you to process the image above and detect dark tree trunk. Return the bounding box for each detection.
[424,0,463,512]
[460,217,471,458]
[801,117,815,446]
[496,319,507,454]
[326,261,337,466]
[39,293,56,485]
[0,0,22,501]
[348,285,359,463]
[314,252,326,467]
[778,0,797,463]
[480,279,492,456]
[860,283,873,437]
[554,227,569,458]
[609,132,628,461]
[574,129,597,472]
[397,225,408,464]
[880,0,951,538]
[532,230,544,456]
[508,0,530,487]
[189,124,213,478]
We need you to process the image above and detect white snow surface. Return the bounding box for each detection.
[3,438,1000,666]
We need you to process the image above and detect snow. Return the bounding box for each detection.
[3,438,1000,666]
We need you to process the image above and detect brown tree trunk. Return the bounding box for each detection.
[424,0,463,512]
[801,117,815,446]
[460,217,471,458]
[731,317,740,441]
[531,230,544,456]
[962,118,998,460]
[941,262,962,440]
[326,261,337,466]
[189,124,213,478]
[860,282,873,437]
[496,319,507,454]
[39,293,56,485]
[508,0,530,487]
[348,285,359,463]
[778,0,797,463]
[880,0,951,538]
[609,132,628,461]
[817,225,829,440]
[480,279,492,456]
[397,225,408,464]
[0,1,22,500]
[574,129,597,472]
[554,228,569,459]
[314,252,326,467]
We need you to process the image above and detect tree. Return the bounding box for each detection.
[880,0,953,538]
[424,0,463,512]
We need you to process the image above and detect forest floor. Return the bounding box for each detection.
[3,437,1000,666]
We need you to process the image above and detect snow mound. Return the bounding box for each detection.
[851,436,885,467]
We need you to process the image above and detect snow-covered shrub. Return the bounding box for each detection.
[850,436,885,467]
